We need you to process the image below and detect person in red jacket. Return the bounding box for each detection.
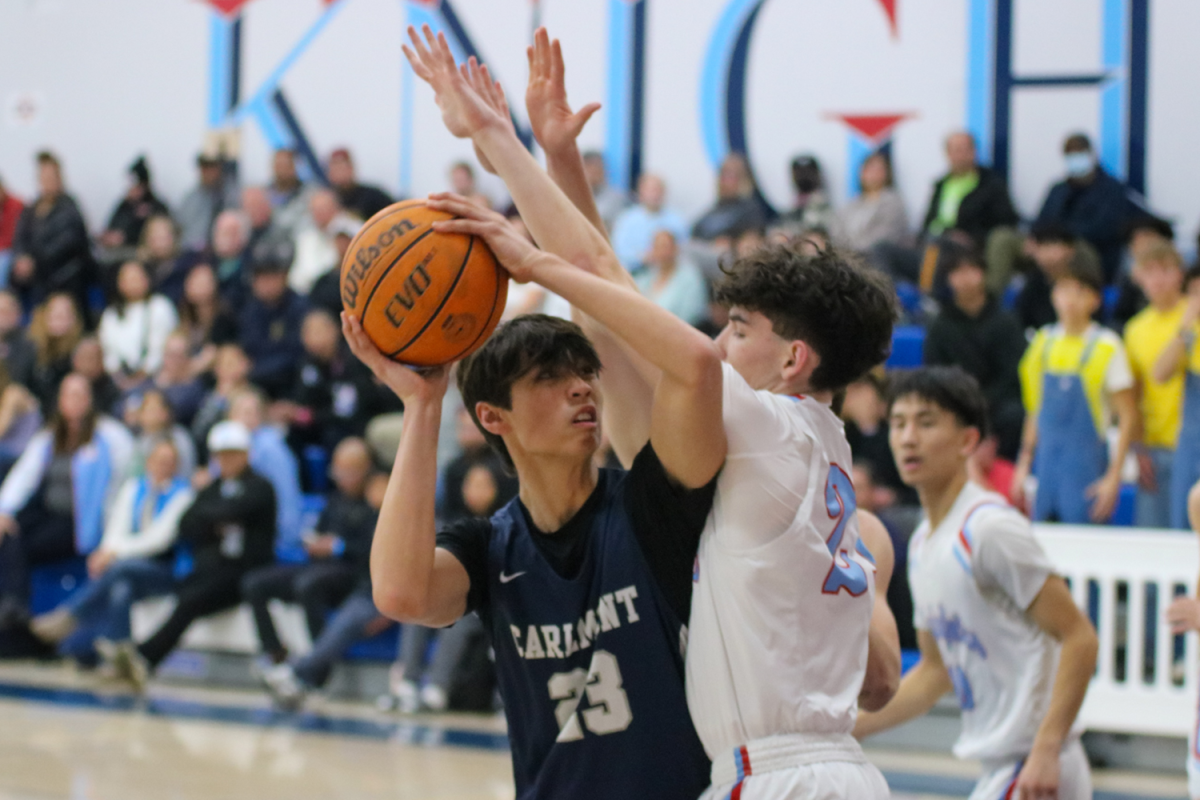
[0,176,25,263]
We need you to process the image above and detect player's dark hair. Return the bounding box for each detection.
[1061,251,1105,294]
[713,243,896,391]
[457,314,602,470]
[887,366,990,438]
[1029,223,1077,246]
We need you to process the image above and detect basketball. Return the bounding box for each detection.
[340,199,508,366]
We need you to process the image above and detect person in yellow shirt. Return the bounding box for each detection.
[1124,242,1188,528]
[1014,256,1136,523]
[1151,264,1200,529]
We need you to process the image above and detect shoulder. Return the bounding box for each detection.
[961,494,1031,546]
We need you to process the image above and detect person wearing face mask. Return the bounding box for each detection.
[1034,133,1146,285]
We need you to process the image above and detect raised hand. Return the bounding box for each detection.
[462,58,515,175]
[402,24,505,140]
[525,27,601,154]
[341,312,450,405]
[427,193,545,283]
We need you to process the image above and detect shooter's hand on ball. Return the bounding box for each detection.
[341,312,450,404]
[402,25,505,140]
[428,193,544,284]
[525,28,600,155]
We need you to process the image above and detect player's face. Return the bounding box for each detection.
[500,368,602,464]
[888,395,976,490]
[716,307,791,391]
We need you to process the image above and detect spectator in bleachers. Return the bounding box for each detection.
[191,343,251,460]
[71,338,121,419]
[203,210,253,310]
[0,176,24,285]
[448,160,492,210]
[1035,133,1144,285]
[227,388,303,560]
[242,437,374,667]
[126,389,197,481]
[28,438,192,655]
[177,153,239,252]
[130,332,207,428]
[610,174,688,272]
[852,461,915,650]
[267,149,315,238]
[841,371,916,506]
[289,190,358,295]
[327,148,393,222]
[922,132,1018,246]
[99,156,168,253]
[778,154,833,235]
[238,240,307,398]
[177,265,238,379]
[923,244,1026,459]
[1110,215,1174,330]
[1016,226,1102,333]
[261,465,387,711]
[692,153,770,243]
[1014,255,1136,523]
[967,433,1018,504]
[241,186,280,256]
[0,290,36,389]
[274,309,396,454]
[307,227,355,320]
[136,215,186,301]
[111,421,274,689]
[633,230,708,327]
[98,261,179,392]
[832,150,910,256]
[0,373,133,631]
[0,363,42,480]
[10,152,93,312]
[28,293,84,412]
[582,151,627,231]
[387,408,514,713]
[1151,264,1200,529]
[1124,242,1189,528]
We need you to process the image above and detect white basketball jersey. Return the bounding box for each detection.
[686,363,876,757]
[908,481,1065,762]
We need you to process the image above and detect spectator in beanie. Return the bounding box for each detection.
[100,156,169,252]
[237,239,307,399]
[779,154,834,235]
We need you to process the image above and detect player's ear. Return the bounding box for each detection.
[780,339,818,385]
[475,402,509,436]
[958,424,982,459]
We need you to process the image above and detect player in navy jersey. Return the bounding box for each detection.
[341,28,730,799]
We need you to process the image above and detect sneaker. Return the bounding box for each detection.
[30,608,78,644]
[420,684,448,713]
[263,664,306,711]
[113,641,150,693]
[394,679,421,714]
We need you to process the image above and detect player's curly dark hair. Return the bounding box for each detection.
[713,243,897,391]
[457,314,601,470]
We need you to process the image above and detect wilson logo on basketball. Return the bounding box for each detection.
[340,217,419,309]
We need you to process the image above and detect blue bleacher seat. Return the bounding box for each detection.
[1103,285,1120,320]
[29,557,88,615]
[302,445,331,494]
[894,282,922,317]
[886,325,925,369]
[1110,484,1137,526]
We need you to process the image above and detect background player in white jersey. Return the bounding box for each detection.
[458,30,904,798]
[1165,478,1200,800]
[856,367,1099,800]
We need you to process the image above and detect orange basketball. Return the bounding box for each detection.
[341,200,508,367]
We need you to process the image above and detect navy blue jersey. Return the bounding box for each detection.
[438,448,712,800]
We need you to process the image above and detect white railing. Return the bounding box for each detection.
[1036,524,1199,737]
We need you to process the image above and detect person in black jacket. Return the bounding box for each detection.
[1034,133,1144,284]
[238,240,307,399]
[99,156,169,252]
[275,309,400,454]
[102,421,276,689]
[327,148,394,222]
[9,152,94,312]
[922,132,1020,245]
[241,437,375,666]
[924,244,1026,459]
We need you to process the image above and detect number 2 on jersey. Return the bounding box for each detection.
[822,466,869,596]
[547,650,633,742]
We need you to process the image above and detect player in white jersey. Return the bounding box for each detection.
[454,31,903,797]
[856,367,1099,800]
[1165,479,1200,800]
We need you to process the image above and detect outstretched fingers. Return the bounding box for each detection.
[426,192,505,222]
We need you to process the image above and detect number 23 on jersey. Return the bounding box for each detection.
[822,466,872,596]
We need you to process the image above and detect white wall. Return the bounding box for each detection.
[2,0,1197,243]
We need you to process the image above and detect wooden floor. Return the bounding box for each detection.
[0,662,1188,800]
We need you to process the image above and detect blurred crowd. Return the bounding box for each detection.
[0,125,1196,699]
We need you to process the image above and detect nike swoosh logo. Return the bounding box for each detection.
[499,571,527,584]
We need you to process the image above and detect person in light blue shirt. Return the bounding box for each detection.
[633,230,710,327]
[611,175,689,271]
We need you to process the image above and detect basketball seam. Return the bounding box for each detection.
[447,265,503,363]
[388,235,475,359]
[358,226,437,324]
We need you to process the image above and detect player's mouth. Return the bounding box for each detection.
[571,406,598,429]
[899,455,922,472]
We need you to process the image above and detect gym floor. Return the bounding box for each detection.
[0,662,1188,800]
